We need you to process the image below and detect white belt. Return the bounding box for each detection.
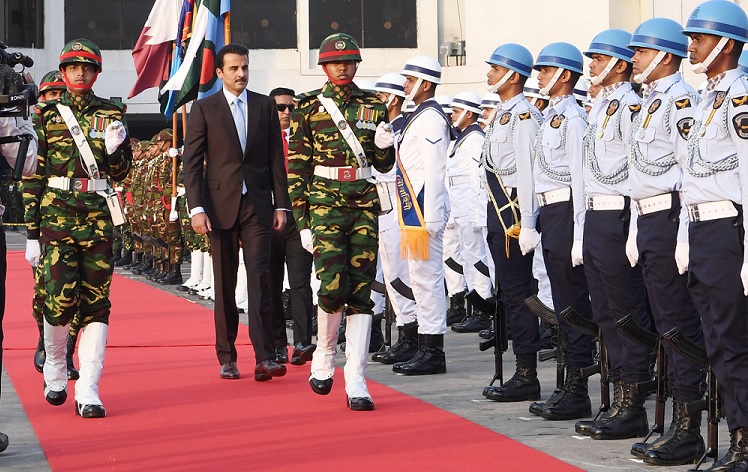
[635,193,672,216]
[48,177,108,193]
[585,195,626,211]
[537,187,571,207]
[313,166,372,182]
[447,175,472,187]
[687,200,738,222]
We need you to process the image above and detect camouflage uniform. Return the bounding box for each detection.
[23,39,132,417]
[288,33,394,409]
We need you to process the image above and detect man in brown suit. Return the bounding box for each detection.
[182,43,290,382]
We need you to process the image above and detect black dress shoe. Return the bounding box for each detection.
[254,359,287,381]
[219,361,240,379]
[275,346,289,364]
[290,343,316,365]
[75,401,106,418]
[46,389,67,406]
[347,397,375,411]
[34,334,45,373]
[0,432,8,453]
[310,377,333,395]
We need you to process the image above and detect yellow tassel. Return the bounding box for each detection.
[401,227,430,260]
[504,224,521,258]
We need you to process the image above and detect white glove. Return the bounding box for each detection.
[742,263,748,296]
[426,221,444,237]
[472,223,484,233]
[25,239,41,267]
[105,121,126,155]
[300,228,314,254]
[675,241,689,275]
[374,121,394,149]
[169,197,178,222]
[625,232,639,268]
[168,148,179,158]
[518,228,541,255]
[571,239,584,267]
[445,217,456,230]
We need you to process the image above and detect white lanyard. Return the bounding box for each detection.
[317,94,368,168]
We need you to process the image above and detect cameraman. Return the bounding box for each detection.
[0,65,38,452]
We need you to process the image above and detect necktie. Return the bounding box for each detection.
[232,97,247,153]
[282,129,289,172]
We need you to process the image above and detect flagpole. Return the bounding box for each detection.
[171,41,179,199]
[224,11,231,44]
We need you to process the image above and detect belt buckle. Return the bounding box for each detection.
[72,179,88,192]
[337,168,356,182]
[585,195,594,210]
[538,193,547,206]
[689,205,700,222]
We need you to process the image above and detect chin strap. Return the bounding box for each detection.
[403,77,423,108]
[539,67,565,96]
[692,36,729,74]
[589,57,619,86]
[61,69,99,92]
[453,109,468,129]
[488,70,514,94]
[633,50,667,84]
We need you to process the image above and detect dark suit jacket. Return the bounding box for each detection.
[182,89,290,229]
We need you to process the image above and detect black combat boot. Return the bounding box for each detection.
[393,334,446,376]
[630,398,680,458]
[368,312,385,353]
[478,328,494,339]
[483,355,541,402]
[124,251,141,270]
[693,427,748,472]
[131,254,152,275]
[590,382,648,439]
[111,248,124,266]
[451,305,491,333]
[642,399,705,466]
[66,333,79,380]
[539,367,592,420]
[446,291,466,325]
[34,324,45,373]
[576,380,624,435]
[159,263,183,285]
[373,321,418,364]
[115,249,133,267]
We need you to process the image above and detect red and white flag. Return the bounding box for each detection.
[128,0,181,99]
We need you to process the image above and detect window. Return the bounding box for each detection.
[231,0,297,49]
[309,0,416,49]
[65,0,151,50]
[0,0,44,48]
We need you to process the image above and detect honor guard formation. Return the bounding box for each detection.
[8,1,748,470]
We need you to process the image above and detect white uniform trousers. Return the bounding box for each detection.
[442,221,466,296]
[407,228,447,334]
[378,215,417,326]
[454,216,492,299]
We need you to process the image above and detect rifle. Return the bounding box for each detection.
[664,327,718,472]
[525,296,565,388]
[617,314,666,445]
[560,307,610,414]
[473,288,506,387]
[371,280,393,348]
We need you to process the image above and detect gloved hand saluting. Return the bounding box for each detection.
[105,121,126,155]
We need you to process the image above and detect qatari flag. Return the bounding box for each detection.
[128,0,181,99]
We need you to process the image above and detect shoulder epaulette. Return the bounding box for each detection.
[295,88,323,106]
[675,98,692,110]
[628,104,641,113]
[731,95,748,107]
[98,97,126,111]
[518,112,531,120]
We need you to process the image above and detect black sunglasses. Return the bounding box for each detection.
[277,104,295,112]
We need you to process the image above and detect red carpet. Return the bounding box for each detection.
[3,251,580,471]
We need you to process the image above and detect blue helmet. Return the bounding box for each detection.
[486,43,534,77]
[534,42,584,75]
[740,49,748,75]
[629,18,688,58]
[683,0,748,43]
[585,29,635,62]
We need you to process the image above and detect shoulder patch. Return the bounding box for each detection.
[676,117,694,140]
[518,112,531,120]
[732,112,748,139]
[731,95,748,108]
[628,104,641,113]
[675,98,692,110]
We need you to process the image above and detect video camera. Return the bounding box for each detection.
[0,41,37,180]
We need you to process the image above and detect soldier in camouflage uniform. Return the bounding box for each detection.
[126,140,152,271]
[113,137,142,268]
[288,33,394,411]
[31,70,81,379]
[23,39,132,418]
